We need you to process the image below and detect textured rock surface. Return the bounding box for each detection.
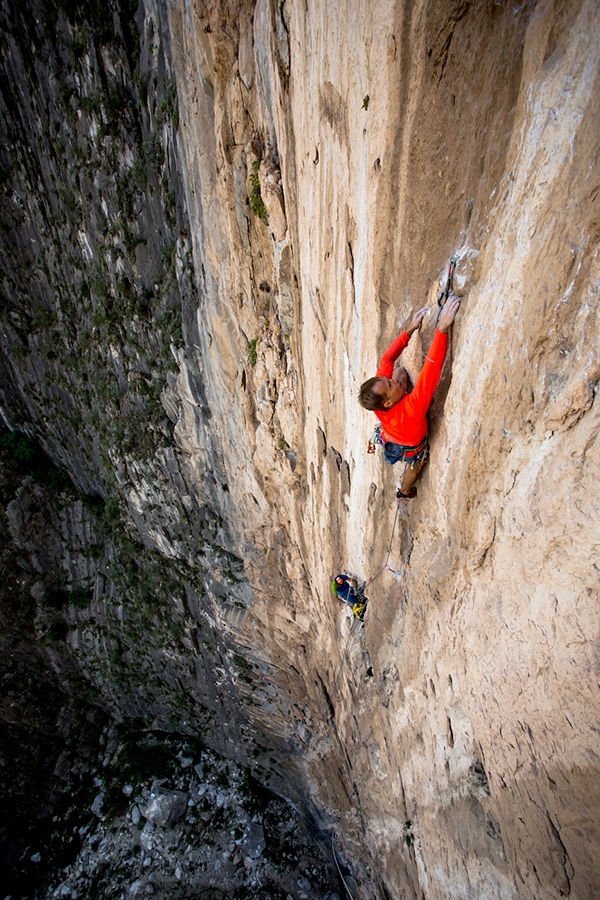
[1,0,599,898]
[5,725,341,899]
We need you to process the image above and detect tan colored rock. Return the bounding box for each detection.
[2,0,597,897]
[164,0,600,896]
[259,156,287,241]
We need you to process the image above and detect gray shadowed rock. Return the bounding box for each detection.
[90,793,105,818]
[140,789,189,827]
[242,821,266,859]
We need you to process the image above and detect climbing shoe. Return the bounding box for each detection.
[396,486,417,500]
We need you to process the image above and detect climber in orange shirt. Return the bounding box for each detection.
[359,295,461,499]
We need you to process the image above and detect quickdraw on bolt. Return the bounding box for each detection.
[437,254,458,308]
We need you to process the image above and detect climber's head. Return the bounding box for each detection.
[359,367,408,411]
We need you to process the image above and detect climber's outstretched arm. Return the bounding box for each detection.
[404,296,461,418]
[437,295,461,333]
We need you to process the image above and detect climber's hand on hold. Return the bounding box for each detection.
[437,295,461,334]
[407,306,430,335]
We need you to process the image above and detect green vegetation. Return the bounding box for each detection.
[155,84,180,130]
[112,732,178,788]
[248,338,258,367]
[58,0,115,45]
[31,308,58,332]
[68,586,93,609]
[0,431,73,493]
[249,160,269,225]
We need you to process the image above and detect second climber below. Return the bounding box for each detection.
[359,295,461,499]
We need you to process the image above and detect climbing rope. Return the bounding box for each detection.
[329,501,402,706]
[327,509,407,893]
[329,614,361,703]
[330,258,459,708]
[331,833,357,900]
[363,500,401,588]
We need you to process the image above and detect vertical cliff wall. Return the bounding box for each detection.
[0,0,287,876]
[1,0,599,898]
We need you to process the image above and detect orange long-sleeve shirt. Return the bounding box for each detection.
[375,328,449,447]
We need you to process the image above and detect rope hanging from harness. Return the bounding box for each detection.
[363,500,402,589]
[328,502,402,706]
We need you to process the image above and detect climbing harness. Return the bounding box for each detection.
[382,433,430,468]
[368,422,430,466]
[367,423,429,506]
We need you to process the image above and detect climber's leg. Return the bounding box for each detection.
[399,457,427,496]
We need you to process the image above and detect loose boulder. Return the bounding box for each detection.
[140,789,188,828]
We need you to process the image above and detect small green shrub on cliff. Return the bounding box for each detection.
[0,431,72,493]
[249,160,269,225]
[68,586,93,609]
[0,431,34,463]
[155,84,179,130]
[31,308,58,332]
[248,338,258,367]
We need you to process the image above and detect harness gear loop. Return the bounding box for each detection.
[370,423,429,469]
[367,422,382,455]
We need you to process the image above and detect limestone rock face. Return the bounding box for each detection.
[0,0,599,898]
[258,156,287,241]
